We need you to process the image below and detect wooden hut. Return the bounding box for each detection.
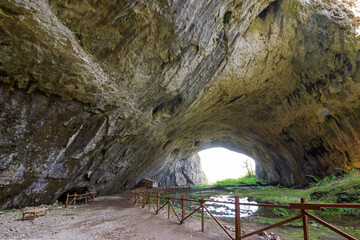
[138,178,157,188]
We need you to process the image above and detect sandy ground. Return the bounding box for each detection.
[0,194,282,240]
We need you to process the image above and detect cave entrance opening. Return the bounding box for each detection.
[57,186,89,204]
[198,147,256,184]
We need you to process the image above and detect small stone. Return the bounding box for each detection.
[312,223,320,228]
[259,231,270,237]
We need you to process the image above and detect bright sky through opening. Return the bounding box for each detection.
[198,147,256,184]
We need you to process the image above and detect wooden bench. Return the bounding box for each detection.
[22,208,48,221]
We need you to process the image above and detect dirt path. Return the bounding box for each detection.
[0,194,281,239]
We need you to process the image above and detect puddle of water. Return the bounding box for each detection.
[170,193,359,229]
[204,195,258,218]
[186,195,360,228]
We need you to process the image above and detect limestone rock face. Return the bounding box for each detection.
[156,154,207,186]
[0,0,360,208]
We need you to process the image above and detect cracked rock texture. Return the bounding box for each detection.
[0,0,360,209]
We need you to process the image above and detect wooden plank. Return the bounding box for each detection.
[301,198,309,240]
[241,214,303,239]
[181,205,202,223]
[289,203,360,209]
[289,203,321,210]
[157,193,160,213]
[65,193,69,208]
[23,208,48,213]
[142,193,146,208]
[203,205,235,240]
[148,197,157,212]
[156,201,168,214]
[235,196,241,240]
[168,199,170,219]
[182,194,185,224]
[305,211,357,240]
[201,197,205,232]
[169,200,182,223]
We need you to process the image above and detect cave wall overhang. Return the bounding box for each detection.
[0,0,360,209]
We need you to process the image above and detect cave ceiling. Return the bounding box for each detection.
[0,0,360,208]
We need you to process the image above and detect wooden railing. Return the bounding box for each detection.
[155,185,192,192]
[157,185,191,189]
[65,191,96,208]
[129,189,360,240]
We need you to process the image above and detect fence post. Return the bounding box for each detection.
[235,195,241,239]
[301,198,309,240]
[201,197,205,232]
[181,194,185,224]
[65,193,69,208]
[142,192,145,208]
[138,193,141,207]
[74,193,77,205]
[157,193,160,214]
[168,197,170,219]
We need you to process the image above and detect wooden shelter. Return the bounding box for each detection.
[138,178,157,188]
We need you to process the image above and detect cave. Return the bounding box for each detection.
[57,187,89,204]
[0,0,360,209]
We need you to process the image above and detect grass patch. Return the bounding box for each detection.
[195,170,360,205]
[304,169,360,203]
[233,185,308,204]
[250,216,360,239]
[214,175,259,185]
[196,175,264,189]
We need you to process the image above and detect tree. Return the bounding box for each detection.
[242,159,255,177]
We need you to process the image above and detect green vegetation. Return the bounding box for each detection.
[191,170,360,239]
[195,170,360,205]
[196,175,263,189]
[305,169,360,203]
[251,214,360,239]
[234,185,307,205]
[213,175,260,185]
[139,171,360,239]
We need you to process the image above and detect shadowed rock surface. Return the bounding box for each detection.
[0,0,360,209]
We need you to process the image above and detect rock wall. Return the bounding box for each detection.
[0,0,360,208]
[156,154,207,186]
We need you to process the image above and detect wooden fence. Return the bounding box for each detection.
[129,189,360,240]
[65,191,96,208]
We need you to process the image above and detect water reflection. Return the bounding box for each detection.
[202,195,360,228]
[206,195,258,217]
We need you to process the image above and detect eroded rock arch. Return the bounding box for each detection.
[0,0,359,208]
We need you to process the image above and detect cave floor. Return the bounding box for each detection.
[0,193,285,240]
